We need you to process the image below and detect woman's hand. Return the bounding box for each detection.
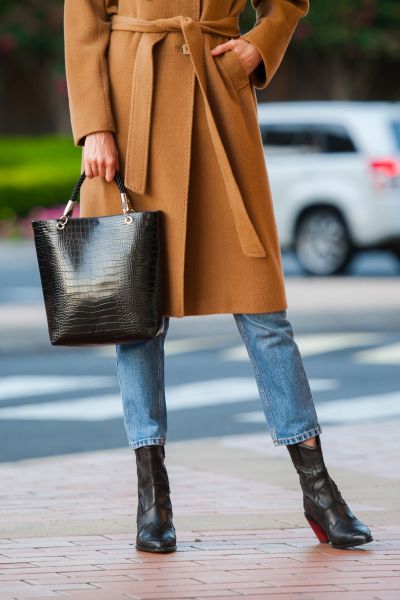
[83,131,120,182]
[210,38,262,77]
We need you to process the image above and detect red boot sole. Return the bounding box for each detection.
[304,513,329,543]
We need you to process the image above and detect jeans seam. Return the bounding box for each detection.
[234,314,278,441]
[157,334,162,423]
[115,345,124,402]
[156,320,168,439]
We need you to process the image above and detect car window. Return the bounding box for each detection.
[391,120,400,150]
[259,123,357,155]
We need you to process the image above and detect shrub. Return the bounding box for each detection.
[0,135,81,218]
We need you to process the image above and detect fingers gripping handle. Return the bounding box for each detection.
[57,171,132,230]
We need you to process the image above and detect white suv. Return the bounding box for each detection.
[258,101,400,275]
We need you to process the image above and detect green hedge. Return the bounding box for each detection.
[0,136,82,219]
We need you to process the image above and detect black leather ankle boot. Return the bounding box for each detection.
[287,435,373,549]
[134,444,176,553]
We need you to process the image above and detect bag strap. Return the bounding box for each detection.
[57,171,133,230]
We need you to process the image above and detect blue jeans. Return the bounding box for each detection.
[115,310,322,448]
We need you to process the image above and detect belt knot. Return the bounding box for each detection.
[110,14,266,258]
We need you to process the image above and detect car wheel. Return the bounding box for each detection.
[295,208,352,276]
[391,247,400,261]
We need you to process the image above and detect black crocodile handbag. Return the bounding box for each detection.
[31,171,165,345]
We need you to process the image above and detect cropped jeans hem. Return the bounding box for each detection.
[273,424,323,447]
[128,437,166,450]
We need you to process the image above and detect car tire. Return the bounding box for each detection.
[391,247,400,261]
[295,207,353,276]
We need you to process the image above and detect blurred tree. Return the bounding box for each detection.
[0,0,63,62]
[0,0,66,134]
[242,0,400,98]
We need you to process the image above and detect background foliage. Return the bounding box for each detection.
[241,0,400,98]
[0,137,80,219]
[0,0,64,70]
[1,0,399,99]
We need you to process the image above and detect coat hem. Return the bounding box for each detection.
[163,300,288,318]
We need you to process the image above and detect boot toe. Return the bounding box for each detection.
[136,524,177,552]
[136,535,177,552]
[136,538,177,552]
[346,520,373,545]
[350,532,373,546]
[347,525,374,546]
[332,524,373,548]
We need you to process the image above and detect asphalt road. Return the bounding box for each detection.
[1,240,399,462]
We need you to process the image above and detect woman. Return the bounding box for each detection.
[64,0,373,553]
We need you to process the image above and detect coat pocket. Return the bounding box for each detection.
[218,49,250,92]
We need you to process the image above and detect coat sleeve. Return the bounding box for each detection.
[63,0,118,147]
[241,0,309,90]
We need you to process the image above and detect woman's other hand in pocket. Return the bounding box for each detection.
[210,38,262,77]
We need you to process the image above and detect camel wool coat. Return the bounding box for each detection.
[63,0,309,317]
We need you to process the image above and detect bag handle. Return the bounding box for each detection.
[57,171,134,230]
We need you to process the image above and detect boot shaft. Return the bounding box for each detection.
[134,444,176,553]
[287,436,346,511]
[287,435,326,476]
[135,444,170,486]
[135,444,172,517]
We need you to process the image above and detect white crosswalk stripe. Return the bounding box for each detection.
[0,376,116,402]
[353,342,400,365]
[222,333,383,361]
[0,332,398,423]
[0,377,337,421]
[98,332,384,360]
[96,335,237,357]
[235,390,400,424]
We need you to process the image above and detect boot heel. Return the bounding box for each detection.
[305,513,329,543]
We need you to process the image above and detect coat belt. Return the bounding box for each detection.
[110,15,266,258]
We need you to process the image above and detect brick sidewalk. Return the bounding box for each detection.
[0,422,399,599]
